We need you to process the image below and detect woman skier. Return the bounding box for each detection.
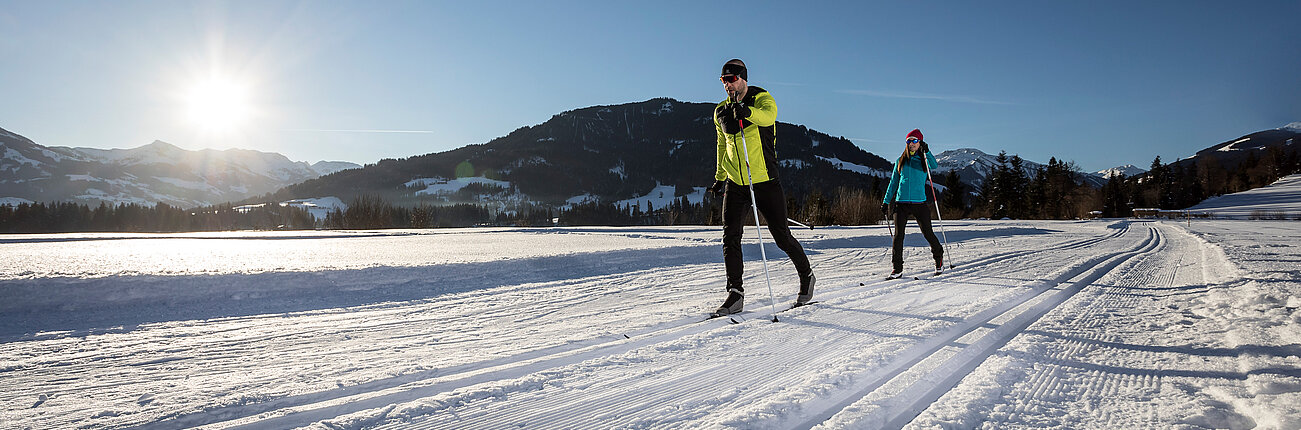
[881,129,944,279]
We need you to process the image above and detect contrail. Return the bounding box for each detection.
[284,129,435,134]
[836,89,1014,105]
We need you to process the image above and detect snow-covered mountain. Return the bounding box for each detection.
[273,98,893,208]
[309,161,361,176]
[1177,122,1301,170]
[1096,164,1146,179]
[0,126,360,208]
[931,147,1109,188]
[932,148,1036,179]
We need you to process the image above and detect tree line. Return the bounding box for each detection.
[0,201,316,233]
[3,145,1297,233]
[1099,145,1301,217]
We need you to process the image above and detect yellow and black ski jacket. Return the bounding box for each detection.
[714,86,778,185]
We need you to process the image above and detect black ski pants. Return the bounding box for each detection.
[722,179,811,293]
[892,202,943,272]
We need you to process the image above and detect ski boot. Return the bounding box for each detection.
[796,272,816,305]
[712,289,744,317]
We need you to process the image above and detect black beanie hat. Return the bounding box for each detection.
[722,59,747,81]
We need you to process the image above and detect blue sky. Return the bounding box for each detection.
[2,1,1297,172]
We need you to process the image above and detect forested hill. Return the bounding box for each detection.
[269,98,893,207]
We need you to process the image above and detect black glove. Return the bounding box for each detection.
[730,102,750,121]
[918,141,930,154]
[716,104,741,134]
[708,180,727,197]
[881,202,892,215]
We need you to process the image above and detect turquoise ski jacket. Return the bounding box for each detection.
[883,150,939,204]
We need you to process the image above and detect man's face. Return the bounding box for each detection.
[721,74,746,101]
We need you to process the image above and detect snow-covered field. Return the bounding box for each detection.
[2,218,1299,429]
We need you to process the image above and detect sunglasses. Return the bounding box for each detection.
[720,75,740,83]
[907,138,920,143]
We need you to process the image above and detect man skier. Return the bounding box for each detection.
[708,58,814,316]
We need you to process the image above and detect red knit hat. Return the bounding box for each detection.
[906,129,923,142]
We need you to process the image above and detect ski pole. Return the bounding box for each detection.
[734,101,780,323]
[881,203,896,265]
[923,157,953,269]
[787,218,813,230]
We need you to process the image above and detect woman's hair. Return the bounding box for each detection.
[895,141,921,173]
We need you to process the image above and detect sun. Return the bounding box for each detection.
[184,77,252,133]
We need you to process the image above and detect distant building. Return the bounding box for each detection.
[1132,208,1160,218]
[1132,208,1213,219]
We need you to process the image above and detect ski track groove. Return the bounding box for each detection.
[921,222,1191,429]
[372,223,1150,430]
[802,224,1159,429]
[15,221,1176,430]
[253,223,1129,428]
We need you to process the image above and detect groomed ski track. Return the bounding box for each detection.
[8,220,1236,429]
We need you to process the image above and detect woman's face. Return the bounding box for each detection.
[907,137,920,153]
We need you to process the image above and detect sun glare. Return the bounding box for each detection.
[185,78,252,133]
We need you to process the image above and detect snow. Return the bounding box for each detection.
[73,142,180,165]
[668,139,687,156]
[311,161,361,176]
[934,147,992,170]
[564,193,597,206]
[3,147,41,169]
[282,197,347,220]
[66,174,99,182]
[39,148,74,162]
[817,155,889,177]
[0,197,33,206]
[73,189,160,207]
[1282,122,1301,133]
[615,183,705,210]
[153,176,220,192]
[233,203,267,213]
[1219,138,1251,151]
[405,176,511,196]
[1096,164,1146,178]
[657,101,674,115]
[1187,174,1301,219]
[3,201,1299,428]
[782,159,810,169]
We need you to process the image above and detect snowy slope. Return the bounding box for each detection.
[1187,173,1301,219]
[614,183,706,210]
[3,217,1298,429]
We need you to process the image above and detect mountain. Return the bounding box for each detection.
[1096,164,1146,179]
[1175,124,1301,170]
[931,148,1034,187]
[0,126,360,208]
[310,161,360,176]
[931,147,1109,189]
[271,98,893,208]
